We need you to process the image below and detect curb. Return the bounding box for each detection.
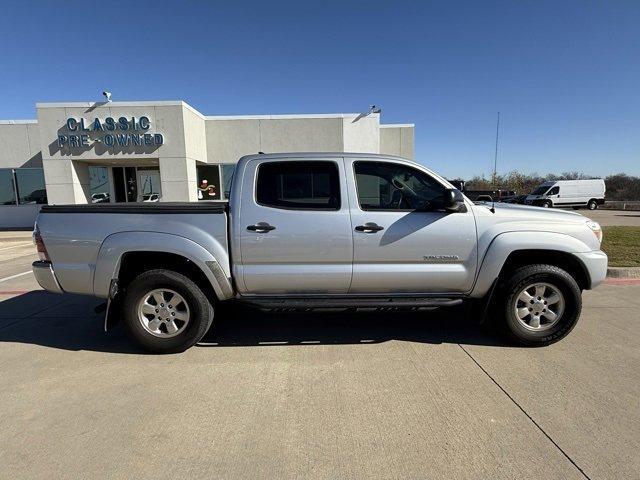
[607,267,640,279]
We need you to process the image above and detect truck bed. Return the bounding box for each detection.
[36,202,230,298]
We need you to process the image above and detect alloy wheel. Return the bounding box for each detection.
[513,282,564,331]
[137,288,190,338]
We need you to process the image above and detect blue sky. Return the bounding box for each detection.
[0,1,638,178]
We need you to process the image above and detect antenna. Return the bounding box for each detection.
[491,111,500,213]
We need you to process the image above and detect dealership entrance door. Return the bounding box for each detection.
[90,165,162,203]
[112,167,137,202]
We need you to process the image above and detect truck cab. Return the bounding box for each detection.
[232,154,475,295]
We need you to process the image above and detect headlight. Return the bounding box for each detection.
[586,220,602,243]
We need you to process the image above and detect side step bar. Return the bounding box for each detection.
[239,297,464,309]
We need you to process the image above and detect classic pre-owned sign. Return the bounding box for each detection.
[57,116,164,148]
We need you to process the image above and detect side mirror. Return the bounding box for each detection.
[444,188,467,213]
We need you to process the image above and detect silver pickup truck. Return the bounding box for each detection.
[32,153,608,353]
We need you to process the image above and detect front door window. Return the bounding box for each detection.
[354,161,446,211]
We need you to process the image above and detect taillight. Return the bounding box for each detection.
[33,223,51,262]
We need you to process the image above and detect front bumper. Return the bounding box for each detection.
[32,261,64,294]
[574,250,608,289]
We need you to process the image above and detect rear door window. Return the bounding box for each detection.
[256,161,340,210]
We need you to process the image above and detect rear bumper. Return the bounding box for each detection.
[32,261,64,294]
[574,250,608,289]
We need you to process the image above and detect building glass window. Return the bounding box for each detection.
[0,169,17,205]
[256,161,340,210]
[196,166,221,200]
[15,168,47,204]
[89,166,111,203]
[137,167,161,202]
[221,164,235,200]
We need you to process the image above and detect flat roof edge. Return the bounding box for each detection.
[0,119,38,124]
[36,101,188,108]
[205,113,379,120]
[380,123,415,128]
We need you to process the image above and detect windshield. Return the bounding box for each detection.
[531,185,549,195]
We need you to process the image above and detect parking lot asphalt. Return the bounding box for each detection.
[0,237,638,479]
[579,208,640,226]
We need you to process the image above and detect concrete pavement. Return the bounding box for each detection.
[571,208,640,226]
[0,243,638,479]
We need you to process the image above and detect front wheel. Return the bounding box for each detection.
[497,264,582,346]
[123,269,214,353]
[542,200,552,208]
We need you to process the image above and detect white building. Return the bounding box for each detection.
[0,100,414,228]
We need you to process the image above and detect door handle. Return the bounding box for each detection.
[355,222,384,233]
[247,222,276,233]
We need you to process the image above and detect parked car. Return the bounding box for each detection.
[142,194,160,202]
[91,192,110,203]
[525,179,605,210]
[32,153,607,353]
[23,188,48,204]
[499,194,527,204]
[464,189,515,202]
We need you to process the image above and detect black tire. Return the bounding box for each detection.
[123,269,214,353]
[496,264,582,346]
[542,200,552,208]
[588,199,598,210]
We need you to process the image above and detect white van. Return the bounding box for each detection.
[525,179,605,210]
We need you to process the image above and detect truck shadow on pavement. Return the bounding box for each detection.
[201,303,508,349]
[0,292,508,354]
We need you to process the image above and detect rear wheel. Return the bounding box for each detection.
[497,264,582,346]
[588,199,598,210]
[123,269,214,353]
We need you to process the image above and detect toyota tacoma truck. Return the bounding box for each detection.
[32,153,608,353]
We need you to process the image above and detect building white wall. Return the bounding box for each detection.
[204,113,385,164]
[260,118,343,153]
[0,204,41,229]
[205,119,260,164]
[182,105,207,163]
[35,102,207,203]
[342,114,380,153]
[380,125,415,159]
[0,121,41,168]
